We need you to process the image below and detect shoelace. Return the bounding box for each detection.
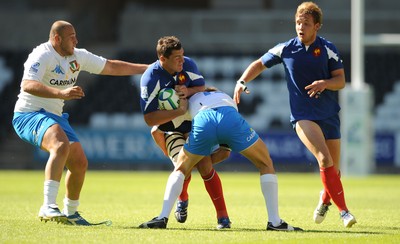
[341,211,351,219]
[317,204,329,215]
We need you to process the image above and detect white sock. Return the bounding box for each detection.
[260,174,281,226]
[43,180,60,206]
[159,171,185,219]
[63,197,79,216]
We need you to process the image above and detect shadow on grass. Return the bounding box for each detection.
[125,226,385,235]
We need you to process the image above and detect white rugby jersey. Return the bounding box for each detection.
[14,41,107,115]
[188,91,238,118]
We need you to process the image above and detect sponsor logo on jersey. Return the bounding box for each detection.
[313,48,321,57]
[49,77,76,86]
[141,86,149,99]
[29,62,40,73]
[246,128,256,142]
[69,60,80,73]
[177,73,186,84]
[51,64,65,75]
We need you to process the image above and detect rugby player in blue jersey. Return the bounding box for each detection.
[233,2,356,228]
[139,36,231,229]
[12,20,148,225]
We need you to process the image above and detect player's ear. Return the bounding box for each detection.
[315,23,322,31]
[54,33,62,44]
[159,55,167,62]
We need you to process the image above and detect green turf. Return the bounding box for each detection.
[0,170,399,243]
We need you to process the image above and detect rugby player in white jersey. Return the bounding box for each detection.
[139,87,303,231]
[12,20,147,225]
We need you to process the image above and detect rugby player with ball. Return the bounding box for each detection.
[139,36,231,229]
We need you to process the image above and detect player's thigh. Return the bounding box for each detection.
[41,124,70,153]
[176,148,203,177]
[240,138,275,174]
[295,120,333,165]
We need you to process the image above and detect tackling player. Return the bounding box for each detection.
[139,87,303,231]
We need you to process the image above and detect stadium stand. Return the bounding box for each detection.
[374,81,400,132]
[1,0,400,168]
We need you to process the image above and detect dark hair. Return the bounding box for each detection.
[205,86,218,92]
[156,36,182,58]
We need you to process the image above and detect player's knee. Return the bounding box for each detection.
[196,161,213,176]
[316,154,332,168]
[51,140,70,158]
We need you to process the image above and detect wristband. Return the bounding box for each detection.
[237,80,248,91]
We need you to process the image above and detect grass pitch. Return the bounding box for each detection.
[0,170,399,243]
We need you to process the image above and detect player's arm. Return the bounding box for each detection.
[21,79,85,100]
[305,68,345,98]
[100,59,148,76]
[234,58,267,103]
[150,126,168,156]
[175,84,205,98]
[143,97,188,126]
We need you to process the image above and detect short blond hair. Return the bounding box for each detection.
[295,2,323,25]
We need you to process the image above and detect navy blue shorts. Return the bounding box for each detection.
[292,114,341,139]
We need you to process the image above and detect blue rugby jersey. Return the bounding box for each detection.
[139,56,205,131]
[261,36,343,122]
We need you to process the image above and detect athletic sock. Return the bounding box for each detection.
[320,166,348,212]
[43,180,60,206]
[260,174,281,226]
[321,170,341,204]
[321,190,331,205]
[63,197,79,216]
[179,174,191,202]
[202,169,228,218]
[159,171,185,219]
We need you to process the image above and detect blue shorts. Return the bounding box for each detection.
[291,114,341,140]
[12,109,79,148]
[184,106,259,155]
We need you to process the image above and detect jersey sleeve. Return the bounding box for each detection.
[139,65,160,114]
[22,49,49,82]
[324,42,344,72]
[261,43,285,68]
[183,57,205,87]
[74,48,107,74]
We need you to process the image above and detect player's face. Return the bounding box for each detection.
[295,14,320,46]
[58,26,78,56]
[161,48,185,75]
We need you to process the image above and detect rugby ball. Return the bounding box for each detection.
[158,88,180,110]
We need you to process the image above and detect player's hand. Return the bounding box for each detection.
[175,85,188,98]
[305,80,326,98]
[178,97,188,114]
[60,86,85,100]
[233,80,250,104]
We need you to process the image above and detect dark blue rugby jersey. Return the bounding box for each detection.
[139,56,205,132]
[261,36,343,122]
